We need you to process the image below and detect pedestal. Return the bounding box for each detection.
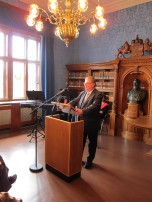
[125,103,143,119]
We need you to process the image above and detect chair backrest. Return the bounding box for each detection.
[102,100,112,119]
[100,111,110,133]
[100,101,111,118]
[99,101,111,131]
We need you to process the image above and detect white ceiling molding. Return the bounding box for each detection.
[3,0,152,14]
[102,0,152,14]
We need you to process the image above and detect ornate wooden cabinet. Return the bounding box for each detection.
[116,56,152,142]
[114,35,152,143]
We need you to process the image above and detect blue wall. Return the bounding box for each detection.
[53,1,152,92]
[72,2,152,63]
[1,2,152,95]
[53,37,74,93]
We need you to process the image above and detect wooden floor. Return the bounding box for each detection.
[0,126,152,202]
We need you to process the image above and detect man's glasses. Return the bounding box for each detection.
[84,82,94,85]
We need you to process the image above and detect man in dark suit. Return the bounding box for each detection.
[69,76,103,169]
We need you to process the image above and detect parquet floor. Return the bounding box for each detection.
[0,126,152,202]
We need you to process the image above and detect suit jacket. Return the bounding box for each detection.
[69,89,103,131]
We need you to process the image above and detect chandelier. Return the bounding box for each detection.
[26,0,107,47]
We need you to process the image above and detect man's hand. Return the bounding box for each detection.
[75,108,83,116]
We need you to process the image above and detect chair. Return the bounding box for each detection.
[97,100,112,148]
[98,113,110,148]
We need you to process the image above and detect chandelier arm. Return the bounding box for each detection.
[84,11,94,20]
[38,7,63,25]
[77,14,90,26]
[78,18,89,26]
[48,17,58,25]
[48,13,63,25]
[36,8,57,24]
[71,8,95,26]
[50,5,64,25]
[38,8,50,19]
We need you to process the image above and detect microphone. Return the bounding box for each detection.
[56,88,66,96]
[56,83,69,96]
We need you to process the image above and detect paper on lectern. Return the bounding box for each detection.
[51,102,76,114]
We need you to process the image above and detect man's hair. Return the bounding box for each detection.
[85,76,96,84]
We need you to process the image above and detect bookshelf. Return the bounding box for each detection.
[90,62,119,104]
[66,64,90,91]
[69,70,88,88]
[66,61,118,103]
[91,69,115,102]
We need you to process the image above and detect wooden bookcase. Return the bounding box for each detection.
[90,62,118,103]
[66,61,118,105]
[66,64,90,92]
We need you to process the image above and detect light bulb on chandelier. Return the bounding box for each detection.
[26,16,35,26]
[55,27,60,37]
[75,29,79,39]
[35,20,44,32]
[90,23,98,34]
[95,5,104,19]
[78,0,88,12]
[29,4,39,18]
[98,17,107,29]
[26,0,107,47]
[48,0,58,13]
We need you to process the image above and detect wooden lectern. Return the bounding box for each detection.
[45,104,84,182]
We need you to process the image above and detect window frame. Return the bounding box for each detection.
[0,24,41,101]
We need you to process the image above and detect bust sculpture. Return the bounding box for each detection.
[127,79,146,104]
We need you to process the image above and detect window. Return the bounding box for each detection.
[0,26,41,101]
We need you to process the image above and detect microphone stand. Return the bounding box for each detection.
[31,87,67,113]
[29,88,67,173]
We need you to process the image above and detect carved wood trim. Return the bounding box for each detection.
[116,35,152,59]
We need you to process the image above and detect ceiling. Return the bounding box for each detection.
[1,0,152,14]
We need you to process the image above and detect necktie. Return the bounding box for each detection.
[84,93,90,102]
